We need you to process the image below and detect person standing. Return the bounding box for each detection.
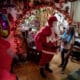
[34,16,59,78]
[59,26,75,74]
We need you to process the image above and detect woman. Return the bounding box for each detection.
[59,26,75,74]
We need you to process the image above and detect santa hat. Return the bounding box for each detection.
[48,16,58,27]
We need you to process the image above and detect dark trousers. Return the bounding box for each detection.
[61,49,69,71]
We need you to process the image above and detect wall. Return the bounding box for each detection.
[72,0,80,22]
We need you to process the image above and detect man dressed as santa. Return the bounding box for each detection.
[34,15,59,78]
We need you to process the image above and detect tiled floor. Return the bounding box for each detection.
[8,31,80,80]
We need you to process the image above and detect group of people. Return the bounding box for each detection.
[0,13,79,79]
[34,15,76,78]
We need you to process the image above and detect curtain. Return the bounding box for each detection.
[71,0,80,22]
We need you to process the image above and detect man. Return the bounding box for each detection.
[34,16,59,78]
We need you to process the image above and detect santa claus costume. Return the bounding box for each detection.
[0,32,17,80]
[34,16,59,78]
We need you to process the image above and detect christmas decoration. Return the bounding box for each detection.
[0,13,10,38]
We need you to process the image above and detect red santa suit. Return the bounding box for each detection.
[0,37,17,80]
[34,16,58,67]
[0,37,12,71]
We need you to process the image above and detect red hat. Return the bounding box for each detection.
[48,16,58,27]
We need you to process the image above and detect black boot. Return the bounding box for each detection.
[40,67,46,78]
[45,63,53,73]
[58,64,63,67]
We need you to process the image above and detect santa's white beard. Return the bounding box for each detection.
[51,25,60,35]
